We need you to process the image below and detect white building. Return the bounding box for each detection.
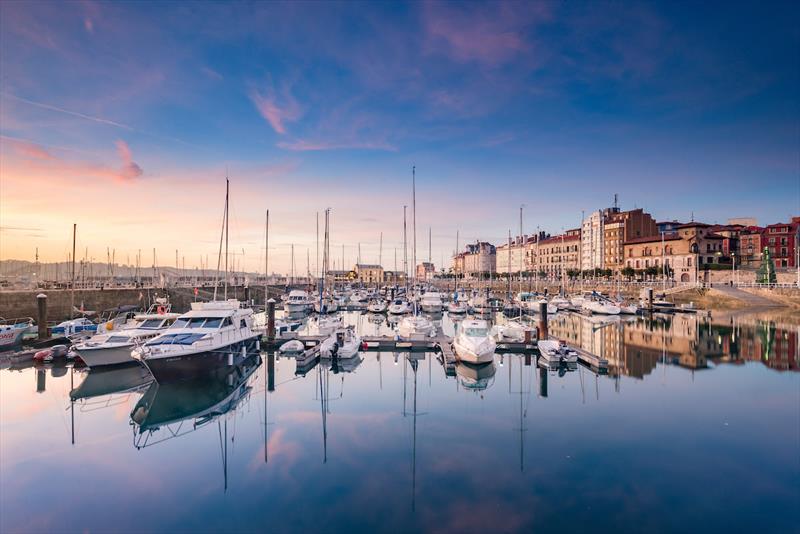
[581,210,605,271]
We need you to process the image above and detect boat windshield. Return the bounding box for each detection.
[171,318,190,328]
[106,335,131,343]
[147,333,207,346]
[139,319,164,329]
[464,327,488,337]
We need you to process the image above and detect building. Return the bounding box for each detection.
[415,262,435,280]
[738,227,764,265]
[604,209,658,273]
[354,264,384,284]
[453,241,496,278]
[762,217,800,268]
[495,235,529,274]
[657,220,684,234]
[383,270,407,285]
[326,270,353,284]
[727,217,758,227]
[581,209,606,271]
[624,222,725,282]
[536,229,581,279]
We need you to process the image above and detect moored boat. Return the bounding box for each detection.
[453,319,496,364]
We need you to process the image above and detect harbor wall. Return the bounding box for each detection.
[0,285,287,321]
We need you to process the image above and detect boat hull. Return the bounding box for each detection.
[453,339,495,365]
[75,344,137,368]
[142,338,259,383]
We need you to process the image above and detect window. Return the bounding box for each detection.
[171,318,190,329]
[204,318,223,328]
[187,317,207,328]
[139,319,164,329]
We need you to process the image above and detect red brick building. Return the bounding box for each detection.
[738,226,764,265]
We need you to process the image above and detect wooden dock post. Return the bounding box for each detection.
[267,299,276,340]
[36,293,48,340]
[267,352,275,392]
[538,301,548,340]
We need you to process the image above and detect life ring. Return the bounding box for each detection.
[157,305,166,314]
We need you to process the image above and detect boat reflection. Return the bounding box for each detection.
[455,361,496,392]
[70,363,152,402]
[131,353,261,446]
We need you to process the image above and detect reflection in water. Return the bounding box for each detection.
[1,310,798,533]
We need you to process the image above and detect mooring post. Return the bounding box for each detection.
[244,286,251,305]
[36,293,48,340]
[646,287,654,312]
[267,298,276,340]
[539,367,548,397]
[538,301,548,340]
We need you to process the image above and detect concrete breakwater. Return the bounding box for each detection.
[0,285,286,321]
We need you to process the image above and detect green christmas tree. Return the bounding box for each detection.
[756,246,777,284]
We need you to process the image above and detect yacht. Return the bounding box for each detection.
[491,319,528,343]
[132,300,259,382]
[453,319,496,364]
[447,299,468,314]
[51,317,97,337]
[284,290,313,313]
[419,291,444,313]
[319,328,362,359]
[388,298,412,315]
[315,314,344,335]
[537,339,578,364]
[396,315,436,340]
[74,312,180,368]
[0,317,35,348]
[367,298,388,313]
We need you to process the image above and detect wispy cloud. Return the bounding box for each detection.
[115,140,143,181]
[2,93,133,130]
[249,80,302,134]
[277,139,395,152]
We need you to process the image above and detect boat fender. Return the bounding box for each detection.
[106,321,114,331]
[157,306,166,314]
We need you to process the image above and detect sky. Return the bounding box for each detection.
[1,1,798,275]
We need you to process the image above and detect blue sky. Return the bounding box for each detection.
[1,1,798,272]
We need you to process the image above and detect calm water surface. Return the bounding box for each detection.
[1,312,798,533]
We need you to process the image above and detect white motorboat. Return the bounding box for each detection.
[132,300,259,382]
[491,319,528,343]
[537,339,578,364]
[315,314,343,335]
[319,328,362,359]
[278,339,305,354]
[453,319,496,364]
[419,291,444,313]
[75,312,180,368]
[0,317,35,348]
[284,290,313,313]
[367,298,388,313]
[581,299,621,315]
[447,300,468,314]
[549,296,570,310]
[51,317,97,337]
[388,298,412,315]
[396,315,436,340]
[349,290,369,304]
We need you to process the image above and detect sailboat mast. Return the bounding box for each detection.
[265,209,269,307]
[412,166,417,288]
[403,205,408,292]
[316,211,320,279]
[224,178,229,300]
[379,232,383,267]
[70,223,76,319]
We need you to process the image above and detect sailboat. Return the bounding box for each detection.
[398,166,435,340]
[134,179,260,382]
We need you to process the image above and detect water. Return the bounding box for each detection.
[1,311,798,533]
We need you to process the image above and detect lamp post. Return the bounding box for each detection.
[731,251,736,287]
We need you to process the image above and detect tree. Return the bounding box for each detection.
[622,266,635,280]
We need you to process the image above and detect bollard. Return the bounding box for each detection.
[267,352,275,392]
[538,301,548,340]
[646,287,654,311]
[524,328,532,344]
[228,352,234,366]
[267,299,276,341]
[36,293,48,340]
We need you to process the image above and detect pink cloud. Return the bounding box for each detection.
[250,81,302,134]
[423,1,551,66]
[115,140,143,181]
[7,138,56,160]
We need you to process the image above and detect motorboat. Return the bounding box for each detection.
[51,317,97,337]
[581,299,621,315]
[70,362,153,402]
[315,314,344,335]
[468,294,492,312]
[367,298,388,313]
[616,302,639,315]
[447,300,468,314]
[349,290,369,305]
[537,339,578,364]
[284,290,313,313]
[491,319,528,343]
[453,319,496,364]
[278,339,305,354]
[396,315,436,340]
[388,298,412,315]
[0,317,35,348]
[419,291,444,313]
[319,328,362,359]
[320,353,364,374]
[74,312,180,368]
[132,300,259,382]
